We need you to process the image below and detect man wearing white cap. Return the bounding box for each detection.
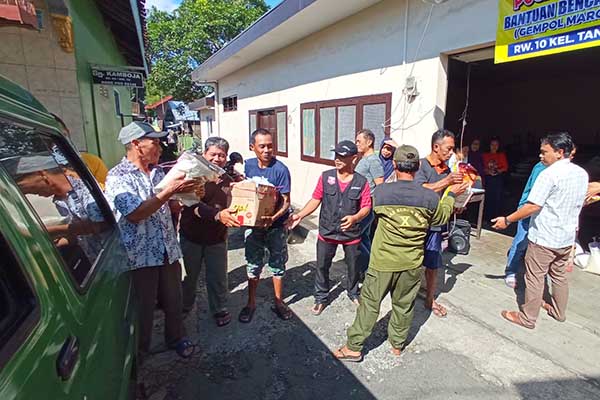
[105,121,201,359]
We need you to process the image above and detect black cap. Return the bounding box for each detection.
[332,140,358,157]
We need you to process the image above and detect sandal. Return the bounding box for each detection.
[311,303,325,316]
[169,338,196,358]
[390,347,402,356]
[501,310,534,329]
[238,306,256,323]
[271,303,293,321]
[426,301,447,318]
[333,346,363,363]
[541,301,565,322]
[214,311,232,327]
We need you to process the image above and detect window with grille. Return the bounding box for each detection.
[300,93,391,165]
[223,96,237,112]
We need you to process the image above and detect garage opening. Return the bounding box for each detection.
[444,46,600,246]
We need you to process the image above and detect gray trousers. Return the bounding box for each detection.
[181,236,229,315]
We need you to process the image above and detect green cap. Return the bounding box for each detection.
[393,144,419,163]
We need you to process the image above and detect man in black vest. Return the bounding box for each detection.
[289,141,372,315]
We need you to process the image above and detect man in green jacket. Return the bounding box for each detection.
[334,145,467,361]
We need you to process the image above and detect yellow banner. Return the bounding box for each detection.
[495,0,600,63]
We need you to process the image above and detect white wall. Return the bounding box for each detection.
[215,0,498,205]
[199,109,215,139]
[0,0,86,150]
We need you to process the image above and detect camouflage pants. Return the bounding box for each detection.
[245,225,288,279]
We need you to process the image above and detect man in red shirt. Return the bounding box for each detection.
[289,141,371,315]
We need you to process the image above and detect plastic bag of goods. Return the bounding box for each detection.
[584,239,600,275]
[155,151,225,206]
[573,241,589,269]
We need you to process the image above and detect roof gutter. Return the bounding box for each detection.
[129,0,149,74]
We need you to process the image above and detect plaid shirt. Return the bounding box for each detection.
[527,159,588,249]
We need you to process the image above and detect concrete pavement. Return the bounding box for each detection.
[139,225,600,400]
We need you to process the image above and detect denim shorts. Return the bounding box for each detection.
[245,225,288,279]
[423,230,443,269]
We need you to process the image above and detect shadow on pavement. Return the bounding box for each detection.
[361,297,432,357]
[174,267,377,400]
[136,229,378,400]
[513,377,600,400]
[440,252,474,298]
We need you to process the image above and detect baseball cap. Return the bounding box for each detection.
[332,140,358,157]
[2,155,60,177]
[393,144,420,163]
[118,121,168,145]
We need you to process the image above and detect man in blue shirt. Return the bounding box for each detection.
[239,128,293,323]
[504,161,546,288]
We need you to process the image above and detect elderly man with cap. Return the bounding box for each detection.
[289,140,371,315]
[105,121,202,359]
[334,145,466,362]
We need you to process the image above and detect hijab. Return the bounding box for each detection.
[379,137,398,181]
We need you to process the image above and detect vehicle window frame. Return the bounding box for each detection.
[0,231,41,371]
[0,114,118,293]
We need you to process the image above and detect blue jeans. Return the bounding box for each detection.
[505,218,530,276]
[358,210,374,273]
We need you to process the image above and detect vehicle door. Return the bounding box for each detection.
[0,116,135,399]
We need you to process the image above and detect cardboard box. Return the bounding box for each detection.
[229,181,277,227]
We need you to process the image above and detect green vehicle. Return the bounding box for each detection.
[0,76,137,399]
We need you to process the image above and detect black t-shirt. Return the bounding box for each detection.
[415,157,450,189]
[415,157,451,230]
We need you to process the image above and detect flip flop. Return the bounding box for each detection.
[311,303,325,316]
[214,311,232,327]
[169,338,196,358]
[427,302,447,318]
[501,310,534,329]
[540,301,553,314]
[271,303,293,320]
[390,347,402,357]
[333,347,363,363]
[238,306,256,323]
[540,301,565,322]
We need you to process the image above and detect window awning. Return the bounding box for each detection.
[0,0,37,29]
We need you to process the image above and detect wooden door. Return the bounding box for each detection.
[257,110,277,143]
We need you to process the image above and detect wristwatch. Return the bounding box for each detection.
[504,216,512,226]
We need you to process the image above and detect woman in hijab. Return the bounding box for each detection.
[379,137,399,182]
